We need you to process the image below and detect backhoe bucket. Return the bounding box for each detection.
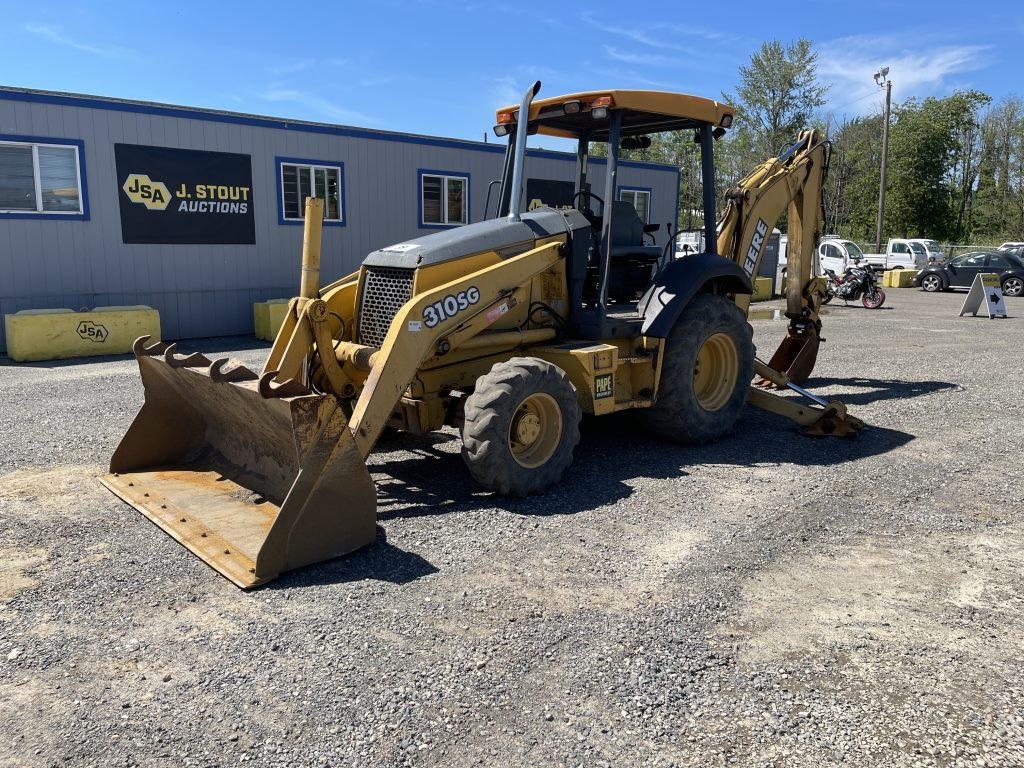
[763,331,820,387]
[101,337,377,588]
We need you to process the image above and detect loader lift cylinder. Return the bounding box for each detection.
[299,197,324,299]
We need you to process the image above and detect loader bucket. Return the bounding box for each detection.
[763,330,820,387]
[101,337,377,588]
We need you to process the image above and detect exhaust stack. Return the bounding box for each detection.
[507,80,541,223]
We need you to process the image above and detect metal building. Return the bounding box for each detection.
[0,86,681,353]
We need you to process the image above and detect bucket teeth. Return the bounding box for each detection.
[259,370,310,399]
[133,335,170,358]
[209,358,258,383]
[164,343,214,369]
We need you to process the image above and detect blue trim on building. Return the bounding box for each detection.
[417,168,471,229]
[617,184,653,221]
[0,89,679,175]
[274,156,347,227]
[0,133,90,221]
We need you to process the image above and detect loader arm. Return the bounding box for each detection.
[716,129,829,385]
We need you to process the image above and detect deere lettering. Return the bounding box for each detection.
[743,218,769,276]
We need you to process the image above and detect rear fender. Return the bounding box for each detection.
[638,253,752,338]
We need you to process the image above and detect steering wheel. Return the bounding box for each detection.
[571,190,604,211]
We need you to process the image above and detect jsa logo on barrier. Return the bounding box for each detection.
[76,321,108,343]
[422,287,481,328]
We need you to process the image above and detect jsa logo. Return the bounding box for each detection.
[123,174,172,210]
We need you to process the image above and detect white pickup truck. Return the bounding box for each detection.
[818,237,926,273]
[861,238,930,270]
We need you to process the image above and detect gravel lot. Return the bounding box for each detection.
[2,288,1022,768]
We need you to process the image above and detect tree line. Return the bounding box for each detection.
[609,39,1024,247]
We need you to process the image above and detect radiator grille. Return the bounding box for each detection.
[358,266,415,348]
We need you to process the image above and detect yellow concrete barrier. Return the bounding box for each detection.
[751,276,773,302]
[253,299,290,341]
[884,269,919,288]
[4,306,161,362]
[894,269,919,287]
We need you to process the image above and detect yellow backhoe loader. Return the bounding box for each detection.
[102,82,860,588]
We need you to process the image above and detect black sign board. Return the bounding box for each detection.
[114,144,255,244]
[525,178,576,210]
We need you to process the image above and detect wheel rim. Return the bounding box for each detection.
[1005,278,1023,296]
[923,276,940,291]
[508,393,563,469]
[693,332,739,412]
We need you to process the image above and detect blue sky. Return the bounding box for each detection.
[2,0,1020,150]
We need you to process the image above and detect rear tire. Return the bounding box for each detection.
[862,287,886,308]
[640,293,754,443]
[461,357,581,496]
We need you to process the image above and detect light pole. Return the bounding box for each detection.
[874,67,892,253]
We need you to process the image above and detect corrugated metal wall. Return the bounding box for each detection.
[0,90,680,352]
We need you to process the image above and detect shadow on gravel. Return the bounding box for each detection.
[806,376,959,405]
[267,526,439,589]
[820,303,895,311]
[368,406,914,523]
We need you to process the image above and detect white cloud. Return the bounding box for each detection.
[817,35,990,116]
[489,75,522,109]
[24,23,135,58]
[268,59,316,76]
[603,46,690,68]
[581,13,738,49]
[258,89,378,125]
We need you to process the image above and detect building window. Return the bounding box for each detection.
[420,170,468,227]
[619,187,651,223]
[0,138,85,216]
[277,157,344,225]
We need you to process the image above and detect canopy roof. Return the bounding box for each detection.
[495,89,734,140]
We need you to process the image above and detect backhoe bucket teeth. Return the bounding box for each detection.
[101,338,377,588]
[762,332,820,387]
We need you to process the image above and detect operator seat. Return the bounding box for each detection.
[609,201,661,259]
[604,201,662,302]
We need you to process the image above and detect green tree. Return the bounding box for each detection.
[722,38,828,162]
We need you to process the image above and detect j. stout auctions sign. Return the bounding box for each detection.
[115,144,255,244]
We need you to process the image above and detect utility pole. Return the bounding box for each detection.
[874,67,892,253]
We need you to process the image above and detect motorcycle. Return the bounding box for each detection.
[822,259,886,308]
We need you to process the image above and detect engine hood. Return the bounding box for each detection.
[363,208,591,270]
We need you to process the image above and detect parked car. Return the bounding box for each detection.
[998,242,1024,251]
[914,251,1024,296]
[861,238,929,270]
[909,238,945,260]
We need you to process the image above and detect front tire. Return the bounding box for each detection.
[920,274,943,292]
[461,357,581,496]
[1002,276,1024,297]
[640,293,754,443]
